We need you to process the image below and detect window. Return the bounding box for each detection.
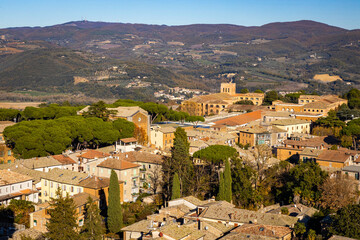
[45,180,47,186]
[7,150,11,156]
[20,184,22,189]
[79,219,83,226]
[12,186,14,190]
[77,188,81,193]
[148,164,151,169]
[33,220,37,226]
[71,186,74,192]
[108,169,111,174]
[51,182,53,188]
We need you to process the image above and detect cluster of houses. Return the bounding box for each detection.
[1,84,359,239]
[122,195,318,240]
[0,145,163,233]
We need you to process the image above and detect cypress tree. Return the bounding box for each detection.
[46,188,79,240]
[81,196,105,240]
[171,127,193,195]
[171,173,181,200]
[107,169,123,233]
[224,159,233,203]
[217,172,225,200]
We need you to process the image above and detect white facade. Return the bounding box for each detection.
[0,179,38,205]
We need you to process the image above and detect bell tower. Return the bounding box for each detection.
[220,81,236,96]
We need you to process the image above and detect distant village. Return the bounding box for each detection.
[0,81,359,240]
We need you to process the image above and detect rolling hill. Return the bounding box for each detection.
[0,20,359,99]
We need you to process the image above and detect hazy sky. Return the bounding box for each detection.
[0,0,359,29]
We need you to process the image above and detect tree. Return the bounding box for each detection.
[171,127,193,195]
[171,173,181,200]
[224,159,232,203]
[193,145,237,165]
[81,196,104,240]
[294,222,306,239]
[217,172,225,201]
[107,170,123,233]
[330,204,360,239]
[231,158,255,208]
[84,101,112,121]
[240,88,249,93]
[244,145,272,190]
[46,188,79,240]
[148,164,162,195]
[7,199,34,227]
[319,174,357,211]
[277,162,328,206]
[263,90,279,105]
[254,89,264,93]
[134,125,148,145]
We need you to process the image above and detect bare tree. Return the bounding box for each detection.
[148,164,162,195]
[319,173,359,210]
[243,144,272,190]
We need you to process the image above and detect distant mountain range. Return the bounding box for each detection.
[0,20,359,100]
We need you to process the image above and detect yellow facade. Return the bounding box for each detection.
[40,179,83,203]
[316,160,348,169]
[0,142,15,164]
[220,82,236,95]
[277,148,302,161]
[238,132,255,146]
[233,93,265,106]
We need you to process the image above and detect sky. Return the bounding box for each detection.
[0,0,359,30]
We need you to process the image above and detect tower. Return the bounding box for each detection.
[220,82,236,96]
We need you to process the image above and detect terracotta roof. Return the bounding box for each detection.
[78,149,110,159]
[0,163,49,184]
[120,137,138,143]
[42,168,88,185]
[0,169,33,186]
[112,151,163,164]
[300,148,322,157]
[214,110,262,126]
[121,219,152,232]
[108,106,148,118]
[184,93,234,104]
[78,176,123,189]
[230,224,293,238]
[303,101,329,109]
[283,136,331,148]
[16,156,62,169]
[271,118,310,126]
[97,158,140,170]
[317,149,353,163]
[199,205,298,227]
[72,192,99,207]
[52,154,76,165]
[158,126,177,134]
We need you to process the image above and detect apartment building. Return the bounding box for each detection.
[0,169,38,205]
[97,158,140,202]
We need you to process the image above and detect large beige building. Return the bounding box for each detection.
[269,95,347,118]
[181,82,265,116]
[271,119,311,137]
[150,125,176,150]
[96,158,140,202]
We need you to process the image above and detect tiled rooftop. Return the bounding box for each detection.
[0,169,33,186]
